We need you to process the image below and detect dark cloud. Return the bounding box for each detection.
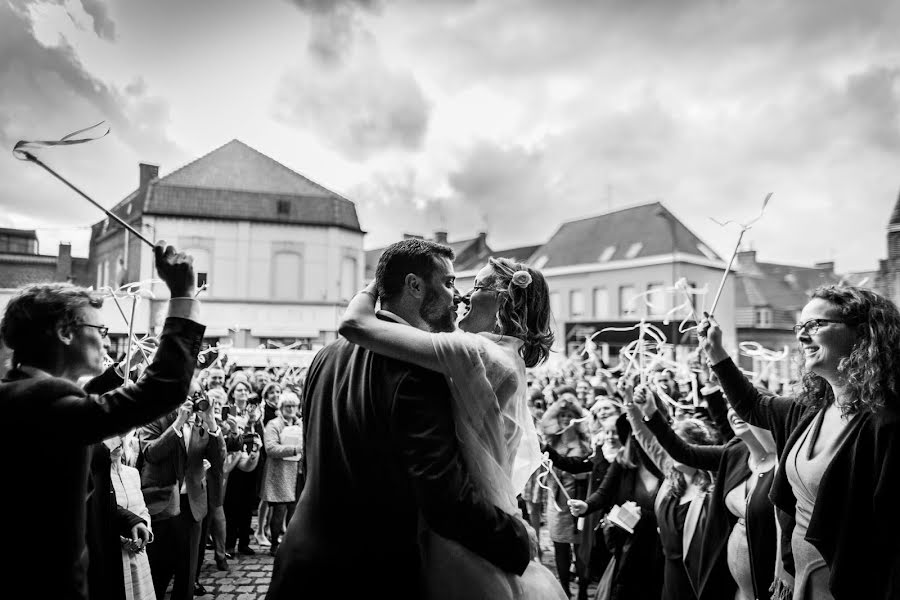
[272,55,429,160]
[0,1,180,239]
[286,0,380,66]
[78,0,116,41]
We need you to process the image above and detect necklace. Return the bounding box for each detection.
[749,452,775,476]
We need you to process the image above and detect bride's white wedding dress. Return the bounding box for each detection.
[422,331,568,600]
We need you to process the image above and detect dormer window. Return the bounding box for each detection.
[625,242,644,259]
[533,255,549,269]
[277,199,291,216]
[598,246,616,262]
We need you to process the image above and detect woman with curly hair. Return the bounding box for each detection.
[700,285,900,600]
[340,257,567,599]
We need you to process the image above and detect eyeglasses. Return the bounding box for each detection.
[792,318,845,336]
[77,323,109,338]
[471,284,507,295]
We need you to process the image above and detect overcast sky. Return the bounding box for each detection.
[1,0,899,272]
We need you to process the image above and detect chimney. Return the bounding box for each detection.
[56,242,72,281]
[402,233,424,240]
[434,230,448,244]
[736,249,757,269]
[814,261,835,272]
[477,231,487,250]
[139,163,159,191]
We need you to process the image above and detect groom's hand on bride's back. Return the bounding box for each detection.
[517,517,539,561]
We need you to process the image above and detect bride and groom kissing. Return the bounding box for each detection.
[265,238,568,600]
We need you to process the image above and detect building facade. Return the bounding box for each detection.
[88,140,364,354]
[453,203,737,362]
[732,250,842,385]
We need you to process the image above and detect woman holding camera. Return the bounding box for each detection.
[223,401,264,555]
[700,286,900,600]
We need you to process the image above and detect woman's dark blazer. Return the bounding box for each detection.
[712,357,900,600]
[644,411,777,600]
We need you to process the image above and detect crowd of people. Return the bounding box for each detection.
[1,238,898,600]
[524,286,900,600]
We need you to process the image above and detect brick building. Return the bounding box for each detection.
[0,228,89,288]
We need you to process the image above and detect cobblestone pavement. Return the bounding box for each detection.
[189,517,596,599]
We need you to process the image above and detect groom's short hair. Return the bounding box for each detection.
[375,238,455,301]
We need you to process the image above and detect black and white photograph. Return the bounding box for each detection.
[1,1,899,599]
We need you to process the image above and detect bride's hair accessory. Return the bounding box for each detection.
[511,270,532,289]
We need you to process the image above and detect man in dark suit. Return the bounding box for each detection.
[0,242,203,600]
[139,382,226,600]
[266,239,532,600]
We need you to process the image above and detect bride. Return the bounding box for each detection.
[340,257,567,600]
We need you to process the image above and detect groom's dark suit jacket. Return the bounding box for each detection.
[266,317,530,600]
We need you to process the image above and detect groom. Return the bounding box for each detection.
[266,238,532,599]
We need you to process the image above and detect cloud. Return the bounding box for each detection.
[0,1,181,255]
[286,0,380,66]
[78,0,115,41]
[272,53,429,160]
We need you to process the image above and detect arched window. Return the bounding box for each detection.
[273,252,303,300]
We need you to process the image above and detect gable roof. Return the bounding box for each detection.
[735,260,842,310]
[95,140,361,236]
[364,233,493,280]
[529,202,721,268]
[890,189,900,226]
[157,139,337,197]
[492,244,541,264]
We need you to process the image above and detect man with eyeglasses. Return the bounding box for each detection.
[0,241,205,600]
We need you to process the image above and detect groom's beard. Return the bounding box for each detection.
[420,286,456,333]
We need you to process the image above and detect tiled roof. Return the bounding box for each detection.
[529,202,721,268]
[97,140,361,233]
[735,260,842,310]
[364,234,492,279]
[891,189,900,226]
[492,244,541,264]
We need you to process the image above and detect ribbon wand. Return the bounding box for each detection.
[708,192,773,316]
[12,123,155,249]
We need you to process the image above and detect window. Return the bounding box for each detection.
[184,248,211,293]
[96,262,103,288]
[102,259,110,288]
[598,246,616,262]
[756,308,772,327]
[593,287,609,318]
[340,256,358,300]
[570,290,585,318]
[646,283,666,317]
[276,199,291,216]
[625,242,644,259]
[549,292,561,317]
[533,255,549,269]
[619,285,637,317]
[273,252,303,300]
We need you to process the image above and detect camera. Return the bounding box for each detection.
[242,432,258,453]
[190,390,210,412]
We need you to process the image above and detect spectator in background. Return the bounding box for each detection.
[0,243,202,600]
[260,382,281,425]
[224,401,264,556]
[227,380,252,424]
[206,368,225,392]
[262,391,303,556]
[255,382,281,547]
[541,389,592,599]
[139,383,226,600]
[107,434,156,600]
